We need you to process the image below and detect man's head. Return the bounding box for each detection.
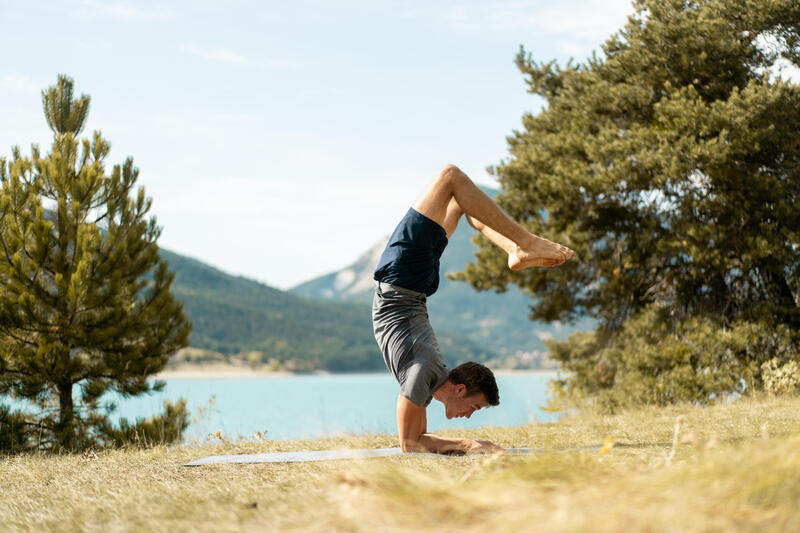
[442,362,499,419]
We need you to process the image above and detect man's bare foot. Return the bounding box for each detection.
[508,237,574,270]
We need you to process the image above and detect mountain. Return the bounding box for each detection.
[293,237,390,301]
[292,187,594,367]
[159,249,493,371]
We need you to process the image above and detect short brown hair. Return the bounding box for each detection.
[449,362,499,406]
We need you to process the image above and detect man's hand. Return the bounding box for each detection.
[465,439,505,454]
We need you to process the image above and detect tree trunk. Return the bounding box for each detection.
[56,380,76,450]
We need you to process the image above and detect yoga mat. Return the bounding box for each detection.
[183,447,534,466]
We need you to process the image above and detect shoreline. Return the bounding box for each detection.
[156,368,328,380]
[156,366,559,380]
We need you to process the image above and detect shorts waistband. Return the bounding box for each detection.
[374,280,426,298]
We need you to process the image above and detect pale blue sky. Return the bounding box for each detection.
[1,0,635,288]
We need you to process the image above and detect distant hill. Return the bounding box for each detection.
[159,249,493,371]
[292,186,594,367]
[293,237,389,301]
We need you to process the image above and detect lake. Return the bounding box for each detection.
[112,371,559,441]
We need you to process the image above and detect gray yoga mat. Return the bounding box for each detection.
[183,447,534,466]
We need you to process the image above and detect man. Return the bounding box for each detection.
[372,164,574,454]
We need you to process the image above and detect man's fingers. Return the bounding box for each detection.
[469,440,505,453]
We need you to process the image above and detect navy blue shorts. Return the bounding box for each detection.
[373,208,448,296]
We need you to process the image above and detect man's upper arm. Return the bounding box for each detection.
[396,394,427,452]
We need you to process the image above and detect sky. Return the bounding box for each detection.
[0,0,637,289]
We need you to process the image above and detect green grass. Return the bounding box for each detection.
[2,394,800,532]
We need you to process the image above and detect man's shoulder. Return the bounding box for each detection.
[400,360,449,407]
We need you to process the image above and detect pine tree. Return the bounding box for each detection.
[455,0,800,406]
[0,75,191,449]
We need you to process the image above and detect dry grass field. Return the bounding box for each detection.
[2,394,799,532]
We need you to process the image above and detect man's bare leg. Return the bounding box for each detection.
[442,199,538,265]
[441,197,464,238]
[413,165,573,269]
[442,196,527,262]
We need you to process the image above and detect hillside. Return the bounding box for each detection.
[292,187,594,367]
[159,249,493,371]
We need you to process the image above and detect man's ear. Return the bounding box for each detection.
[454,383,466,397]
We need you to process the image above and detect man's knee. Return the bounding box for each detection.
[436,164,470,187]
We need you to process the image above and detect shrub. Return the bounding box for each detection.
[547,307,800,411]
[761,359,800,396]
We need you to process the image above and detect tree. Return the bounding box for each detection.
[455,0,800,407]
[0,75,191,450]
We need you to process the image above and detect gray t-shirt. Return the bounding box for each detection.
[399,359,450,407]
[372,281,450,407]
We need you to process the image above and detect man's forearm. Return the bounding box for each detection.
[403,433,475,454]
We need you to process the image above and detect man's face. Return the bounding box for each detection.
[445,387,489,420]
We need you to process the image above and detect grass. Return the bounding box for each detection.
[2,394,800,532]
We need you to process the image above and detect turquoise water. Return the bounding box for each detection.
[111,372,558,441]
[3,372,558,441]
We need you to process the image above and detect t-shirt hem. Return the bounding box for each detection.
[399,392,429,408]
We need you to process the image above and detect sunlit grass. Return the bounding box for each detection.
[2,394,799,532]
